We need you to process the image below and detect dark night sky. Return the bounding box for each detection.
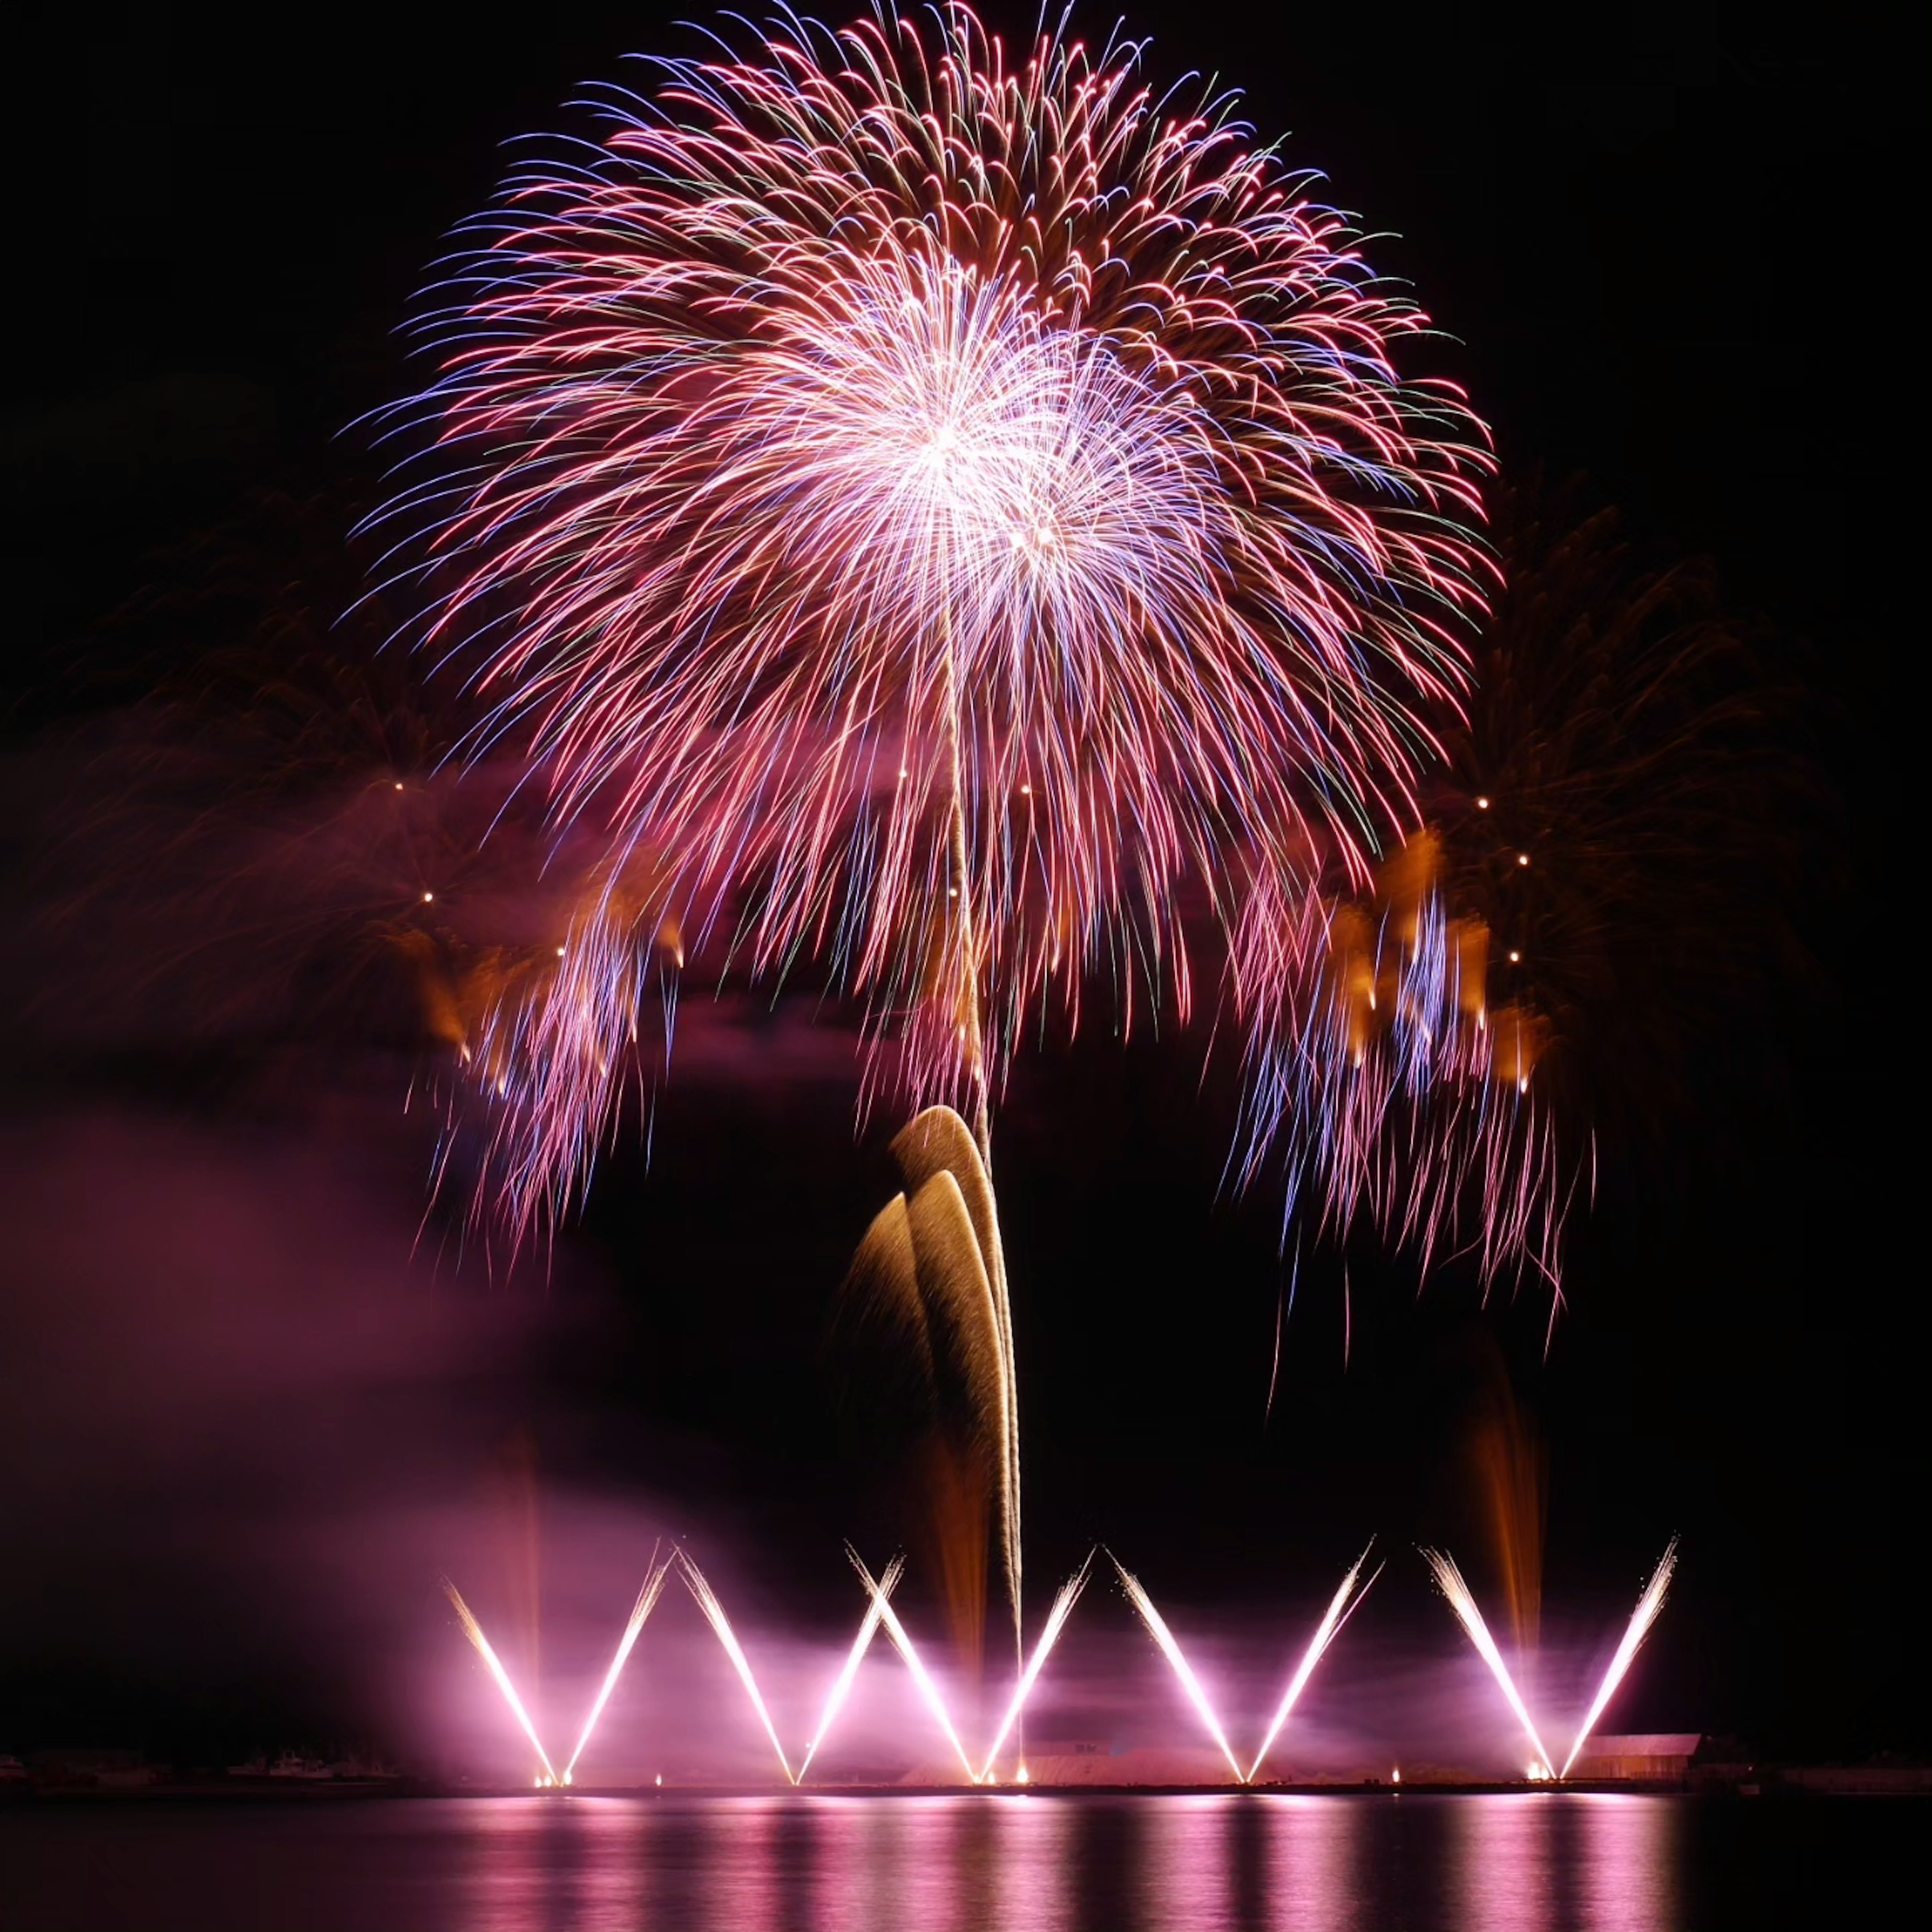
[2,1,1922,1771]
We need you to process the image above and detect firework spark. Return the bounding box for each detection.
[848,1547,979,1783]
[381,0,1489,1219]
[796,1553,905,1783]
[837,1106,1017,1672]
[1233,836,1575,1305]
[1110,1553,1246,1784]
[1421,1547,1553,1777]
[442,1578,559,1785]
[678,1552,796,1784]
[1246,1544,1382,1782]
[977,1551,1096,1783]
[561,1543,677,1783]
[1561,1540,1679,1778]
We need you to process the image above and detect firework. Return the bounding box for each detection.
[1421,1547,1553,1777]
[678,1552,797,1784]
[1246,1544,1382,1782]
[380,0,1489,1214]
[1233,833,1575,1306]
[796,1554,905,1783]
[977,1551,1095,1782]
[561,1544,677,1783]
[848,1547,980,1783]
[442,1578,559,1785]
[1560,1541,1679,1778]
[1465,1351,1548,1659]
[1110,1554,1246,1784]
[837,1106,1016,1670]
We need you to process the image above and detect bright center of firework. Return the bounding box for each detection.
[774,255,1217,680]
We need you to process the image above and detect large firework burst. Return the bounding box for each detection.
[378,2,1490,1198]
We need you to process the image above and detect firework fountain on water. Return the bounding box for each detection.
[1420,1547,1556,1779]
[1246,1543,1383,1782]
[442,1541,1456,1789]
[1559,1541,1680,1777]
[1425,1540,1680,1782]
[561,1542,676,1783]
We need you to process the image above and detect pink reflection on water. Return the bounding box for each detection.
[1576,1794,1680,1932]
[1141,1794,1238,1930]
[1455,1793,1560,1931]
[802,1792,910,1932]
[1454,1792,1682,1932]
[446,1788,1686,1931]
[459,1797,647,1931]
[803,1785,1082,1924]
[989,1796,1078,1932]
[1262,1795,1366,1932]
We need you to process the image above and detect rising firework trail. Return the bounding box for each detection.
[678,1553,796,1784]
[381,2,1493,1657]
[796,1554,905,1784]
[977,1551,1096,1783]
[1561,1540,1680,1779]
[1421,1547,1553,1777]
[848,1547,979,1783]
[561,1543,677,1784]
[1110,1553,1246,1784]
[1247,1544,1383,1782]
[442,1578,559,1785]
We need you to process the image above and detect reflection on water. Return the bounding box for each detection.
[0,1789,1896,1932]
[1454,1792,1681,1932]
[458,1790,1689,1932]
[1269,1794,1369,1932]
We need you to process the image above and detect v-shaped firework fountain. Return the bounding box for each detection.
[446,1542,1386,1787]
[1423,1541,1679,1780]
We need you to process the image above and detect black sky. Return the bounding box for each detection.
[2,1,1923,1767]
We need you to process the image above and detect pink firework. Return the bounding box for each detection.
[381,3,1489,1222]
[1231,835,1579,1305]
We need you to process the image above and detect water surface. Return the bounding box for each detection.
[0,1791,1913,1931]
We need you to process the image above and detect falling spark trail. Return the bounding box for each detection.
[443,1579,558,1784]
[1110,1553,1247,1784]
[1422,1548,1553,1777]
[1560,1540,1679,1778]
[1264,1247,1298,1430]
[562,1543,676,1782]
[848,1548,979,1783]
[977,1552,1095,1782]
[1247,1546,1382,1782]
[796,1554,905,1783]
[678,1552,796,1784]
